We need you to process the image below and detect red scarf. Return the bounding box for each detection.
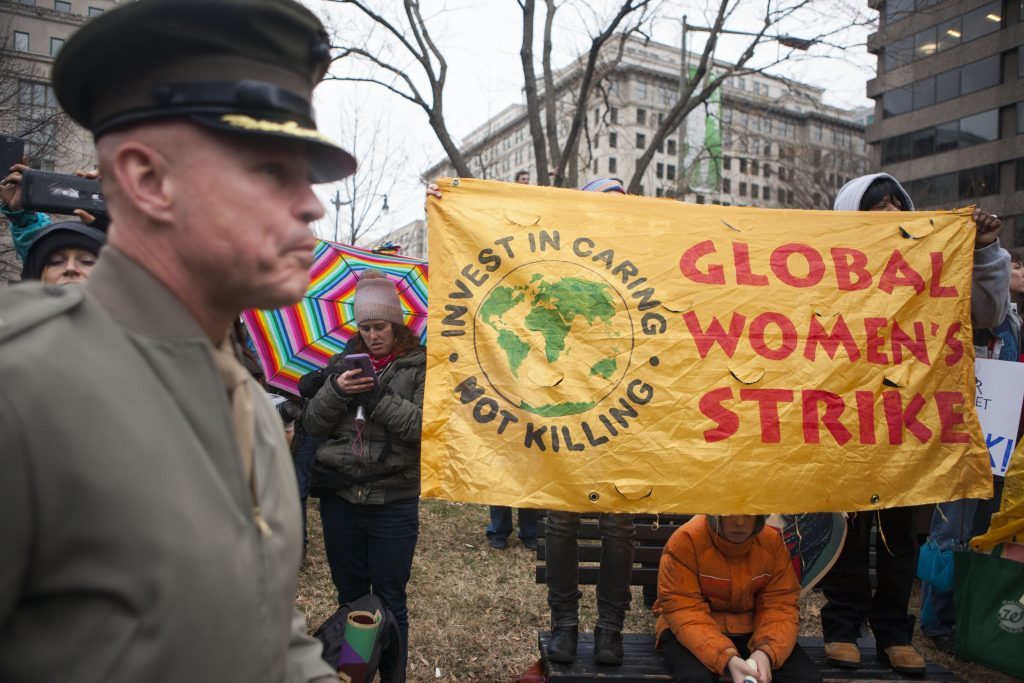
[370,351,397,373]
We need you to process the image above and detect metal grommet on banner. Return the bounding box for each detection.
[588,491,600,503]
[451,178,460,186]
[871,494,880,504]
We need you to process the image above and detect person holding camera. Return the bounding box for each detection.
[303,270,426,682]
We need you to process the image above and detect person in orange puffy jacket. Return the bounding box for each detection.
[653,515,821,683]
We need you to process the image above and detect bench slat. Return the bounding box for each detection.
[539,633,963,682]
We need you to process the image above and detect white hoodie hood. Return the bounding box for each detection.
[833,172,915,212]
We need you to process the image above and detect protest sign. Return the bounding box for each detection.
[421,178,991,514]
[974,357,1024,476]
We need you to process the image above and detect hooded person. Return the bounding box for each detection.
[653,515,821,683]
[303,269,426,682]
[819,172,1008,674]
[21,221,106,285]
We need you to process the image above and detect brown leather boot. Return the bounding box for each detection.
[824,641,860,668]
[882,645,926,674]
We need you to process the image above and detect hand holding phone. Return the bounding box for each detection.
[334,353,379,395]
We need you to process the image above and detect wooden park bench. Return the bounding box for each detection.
[534,513,960,683]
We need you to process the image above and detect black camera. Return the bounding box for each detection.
[276,399,302,424]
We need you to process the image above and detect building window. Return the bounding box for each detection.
[885,0,914,24]
[18,0,36,5]
[55,0,71,10]
[1016,159,1024,191]
[656,163,664,179]
[608,157,617,174]
[936,69,960,103]
[912,77,935,109]
[88,6,104,16]
[667,139,677,155]
[609,132,617,148]
[1018,103,1024,135]
[657,112,665,126]
[14,31,29,52]
[656,187,664,197]
[636,133,646,149]
[666,165,676,181]
[739,182,747,197]
[49,37,64,56]
[751,184,759,199]
[637,108,646,126]
[752,160,760,176]
[962,1,1002,41]
[961,55,1001,95]
[610,107,618,124]
[722,155,731,170]
[739,158,747,173]
[883,87,912,117]
[634,81,648,101]
[763,164,771,178]
[763,186,771,201]
[723,178,731,193]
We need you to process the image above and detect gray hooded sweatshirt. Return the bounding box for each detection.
[834,173,1010,329]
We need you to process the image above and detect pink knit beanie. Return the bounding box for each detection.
[353,270,404,325]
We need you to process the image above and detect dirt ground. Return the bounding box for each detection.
[296,500,1020,682]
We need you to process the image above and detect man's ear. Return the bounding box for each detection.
[108,141,175,224]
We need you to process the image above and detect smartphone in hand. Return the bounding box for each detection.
[342,353,380,388]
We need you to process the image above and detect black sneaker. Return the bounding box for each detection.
[593,626,624,666]
[487,536,508,550]
[546,625,578,664]
[521,537,538,551]
[927,631,956,653]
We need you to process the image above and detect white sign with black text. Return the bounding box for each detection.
[974,358,1024,476]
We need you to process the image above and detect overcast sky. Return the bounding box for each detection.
[303,0,879,246]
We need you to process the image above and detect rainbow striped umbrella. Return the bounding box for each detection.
[242,240,428,394]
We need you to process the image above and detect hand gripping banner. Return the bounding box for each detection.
[421,178,991,514]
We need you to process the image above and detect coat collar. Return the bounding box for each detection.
[87,246,208,341]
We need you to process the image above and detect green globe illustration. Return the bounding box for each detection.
[474,260,633,417]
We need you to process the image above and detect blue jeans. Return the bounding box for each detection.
[545,511,634,630]
[292,431,322,548]
[921,477,1005,637]
[319,496,419,681]
[486,506,538,542]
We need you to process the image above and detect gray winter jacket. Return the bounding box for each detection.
[304,348,426,504]
[834,172,1010,328]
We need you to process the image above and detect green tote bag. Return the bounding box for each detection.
[954,546,1024,678]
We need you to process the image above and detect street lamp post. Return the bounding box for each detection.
[331,189,389,243]
[676,17,816,201]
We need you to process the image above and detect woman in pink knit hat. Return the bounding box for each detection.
[303,270,426,681]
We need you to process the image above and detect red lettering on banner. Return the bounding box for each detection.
[891,321,930,365]
[700,388,738,442]
[804,315,861,362]
[855,391,877,444]
[683,311,746,359]
[831,247,872,291]
[802,390,853,445]
[679,240,725,284]
[864,318,890,364]
[944,323,964,366]
[935,391,970,443]
[740,388,794,443]
[883,391,932,444]
[770,243,826,288]
[733,242,769,286]
[749,312,798,361]
[929,252,959,298]
[879,249,926,294]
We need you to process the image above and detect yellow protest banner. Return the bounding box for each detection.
[421,178,991,514]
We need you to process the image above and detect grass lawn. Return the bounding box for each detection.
[296,500,1017,682]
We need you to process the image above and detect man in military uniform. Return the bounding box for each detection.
[0,1,354,681]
